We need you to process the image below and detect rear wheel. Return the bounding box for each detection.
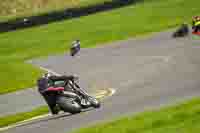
[57,96,81,114]
[70,48,75,56]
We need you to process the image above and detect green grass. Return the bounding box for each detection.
[0,0,200,94]
[72,98,200,133]
[0,94,102,128]
[1,97,200,132]
[0,0,112,22]
[0,106,48,128]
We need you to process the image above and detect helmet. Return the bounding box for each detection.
[197,16,200,21]
[72,74,79,81]
[42,72,52,79]
[193,16,198,19]
[193,16,200,21]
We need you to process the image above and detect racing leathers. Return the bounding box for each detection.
[192,16,200,32]
[70,40,80,56]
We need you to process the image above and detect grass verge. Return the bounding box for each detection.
[0,0,112,22]
[0,0,200,94]
[72,97,200,133]
[0,106,48,128]
[1,97,200,131]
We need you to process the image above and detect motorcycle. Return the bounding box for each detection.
[192,26,200,35]
[46,77,100,114]
[172,23,189,38]
[70,44,80,56]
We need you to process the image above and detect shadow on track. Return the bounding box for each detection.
[0,0,143,33]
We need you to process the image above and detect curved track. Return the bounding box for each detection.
[3,30,200,133]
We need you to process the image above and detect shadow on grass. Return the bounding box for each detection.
[0,0,143,33]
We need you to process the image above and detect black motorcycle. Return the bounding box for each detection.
[47,77,100,114]
[70,44,80,56]
[172,23,189,38]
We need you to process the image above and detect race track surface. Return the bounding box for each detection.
[3,30,200,133]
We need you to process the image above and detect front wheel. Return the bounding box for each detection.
[57,96,82,114]
[88,96,101,108]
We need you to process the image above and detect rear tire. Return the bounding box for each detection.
[57,96,81,114]
[70,48,75,56]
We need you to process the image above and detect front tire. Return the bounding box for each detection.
[57,96,82,114]
[88,96,101,108]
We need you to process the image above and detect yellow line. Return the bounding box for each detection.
[94,88,116,100]
[0,88,116,131]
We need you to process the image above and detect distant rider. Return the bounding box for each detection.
[173,22,189,37]
[192,16,200,33]
[70,39,80,56]
[180,23,189,34]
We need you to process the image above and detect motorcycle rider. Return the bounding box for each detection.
[192,16,200,33]
[37,72,78,115]
[173,22,189,37]
[72,40,80,48]
[70,39,80,56]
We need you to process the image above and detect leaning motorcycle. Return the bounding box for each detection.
[70,45,80,56]
[172,24,189,38]
[46,77,100,114]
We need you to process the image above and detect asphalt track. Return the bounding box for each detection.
[3,30,200,133]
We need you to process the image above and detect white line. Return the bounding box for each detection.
[39,66,61,76]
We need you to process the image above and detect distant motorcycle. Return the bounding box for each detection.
[172,23,189,38]
[46,77,100,114]
[70,43,80,56]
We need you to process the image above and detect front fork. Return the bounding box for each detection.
[62,91,82,102]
